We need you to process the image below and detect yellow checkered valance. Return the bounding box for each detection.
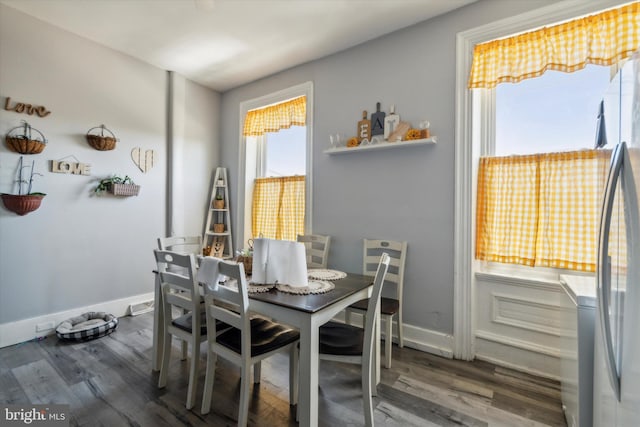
[468,2,640,89]
[252,176,305,241]
[476,149,611,272]
[242,96,306,137]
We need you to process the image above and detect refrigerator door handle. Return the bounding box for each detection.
[598,142,624,402]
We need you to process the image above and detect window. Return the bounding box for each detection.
[239,82,313,246]
[495,66,612,156]
[263,126,306,177]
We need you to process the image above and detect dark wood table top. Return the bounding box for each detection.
[248,273,373,314]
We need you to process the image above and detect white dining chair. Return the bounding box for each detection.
[297,234,331,268]
[154,250,209,410]
[158,235,202,254]
[158,235,204,359]
[345,239,407,368]
[318,253,390,427]
[200,259,300,426]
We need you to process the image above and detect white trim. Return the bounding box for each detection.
[475,271,565,293]
[237,81,314,244]
[475,329,571,360]
[491,292,574,337]
[0,292,154,348]
[453,0,627,361]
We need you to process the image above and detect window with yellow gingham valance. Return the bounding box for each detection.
[242,96,306,137]
[252,176,305,241]
[476,150,613,272]
[468,2,640,89]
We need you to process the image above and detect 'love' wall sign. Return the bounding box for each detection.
[4,97,51,117]
[51,160,91,176]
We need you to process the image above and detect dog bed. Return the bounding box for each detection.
[56,311,118,341]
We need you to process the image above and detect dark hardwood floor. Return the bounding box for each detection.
[0,312,567,426]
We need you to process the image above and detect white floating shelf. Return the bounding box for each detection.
[323,137,437,155]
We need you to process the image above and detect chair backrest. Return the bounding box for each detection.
[363,253,390,361]
[297,234,331,268]
[362,239,407,301]
[158,235,202,254]
[154,250,201,324]
[203,260,251,353]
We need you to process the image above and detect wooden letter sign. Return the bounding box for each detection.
[5,97,51,117]
[51,160,91,176]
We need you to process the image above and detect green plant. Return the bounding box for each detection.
[216,193,223,200]
[5,156,45,196]
[94,175,135,194]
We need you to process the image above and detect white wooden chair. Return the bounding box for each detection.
[154,250,210,410]
[157,235,202,255]
[318,253,390,427]
[200,259,300,426]
[157,235,204,359]
[345,239,407,369]
[296,234,331,268]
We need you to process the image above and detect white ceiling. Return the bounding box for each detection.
[0,0,476,92]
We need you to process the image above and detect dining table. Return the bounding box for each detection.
[151,268,379,427]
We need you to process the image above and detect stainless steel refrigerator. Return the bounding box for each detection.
[595,49,640,427]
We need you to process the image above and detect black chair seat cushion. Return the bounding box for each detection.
[173,311,228,335]
[216,317,299,357]
[319,321,364,356]
[349,297,399,315]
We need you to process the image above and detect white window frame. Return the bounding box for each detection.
[237,82,314,246]
[454,0,624,360]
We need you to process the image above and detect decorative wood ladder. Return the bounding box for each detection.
[202,167,233,258]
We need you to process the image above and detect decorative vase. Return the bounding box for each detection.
[213,199,224,209]
[213,223,225,233]
[1,193,45,216]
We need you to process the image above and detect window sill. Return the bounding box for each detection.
[475,263,595,293]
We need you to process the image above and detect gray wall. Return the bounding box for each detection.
[220,0,556,335]
[0,5,220,326]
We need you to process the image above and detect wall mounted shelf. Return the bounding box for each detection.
[323,137,436,155]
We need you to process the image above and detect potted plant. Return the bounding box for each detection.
[94,175,140,196]
[213,193,225,209]
[1,156,45,215]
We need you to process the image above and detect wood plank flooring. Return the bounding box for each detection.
[0,312,567,426]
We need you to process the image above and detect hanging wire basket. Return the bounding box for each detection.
[86,124,118,151]
[5,121,48,154]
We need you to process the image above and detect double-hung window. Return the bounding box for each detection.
[471,3,638,275]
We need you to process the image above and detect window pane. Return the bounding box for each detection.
[495,65,611,156]
[265,126,306,177]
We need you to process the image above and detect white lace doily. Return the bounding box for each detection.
[275,280,335,295]
[307,269,347,281]
[223,280,275,293]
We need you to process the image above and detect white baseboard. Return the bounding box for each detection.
[0,292,155,348]
[333,311,454,359]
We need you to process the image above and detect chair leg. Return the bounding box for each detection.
[185,337,200,409]
[289,344,298,405]
[384,314,392,369]
[201,345,217,414]
[238,365,251,427]
[362,354,375,427]
[158,332,172,388]
[181,340,188,360]
[398,310,404,348]
[253,361,262,384]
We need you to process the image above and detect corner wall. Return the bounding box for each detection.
[0,5,220,347]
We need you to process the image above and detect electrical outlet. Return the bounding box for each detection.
[36,321,55,332]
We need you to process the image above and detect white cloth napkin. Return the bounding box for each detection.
[197,256,225,292]
[252,238,308,288]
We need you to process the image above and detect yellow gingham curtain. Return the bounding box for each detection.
[242,96,306,137]
[476,150,611,272]
[468,2,640,89]
[252,176,305,241]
